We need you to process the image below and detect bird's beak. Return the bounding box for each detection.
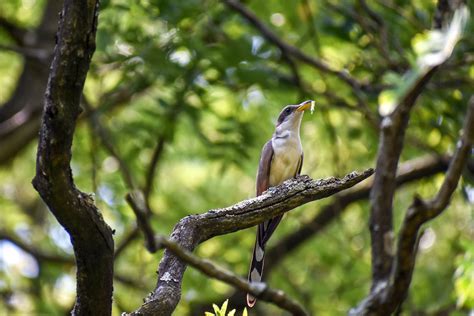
[296,100,314,112]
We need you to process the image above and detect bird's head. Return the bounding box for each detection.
[275,100,314,134]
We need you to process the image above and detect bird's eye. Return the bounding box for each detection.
[285,108,291,114]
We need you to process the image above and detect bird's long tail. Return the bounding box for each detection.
[246,215,283,307]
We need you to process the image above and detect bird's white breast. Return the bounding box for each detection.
[270,133,302,186]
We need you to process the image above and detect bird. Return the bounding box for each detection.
[247,100,313,308]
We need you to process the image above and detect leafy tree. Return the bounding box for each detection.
[0,0,473,315]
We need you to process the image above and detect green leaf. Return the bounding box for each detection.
[212,303,220,315]
[220,299,228,315]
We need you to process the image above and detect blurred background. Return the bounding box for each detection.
[0,0,473,315]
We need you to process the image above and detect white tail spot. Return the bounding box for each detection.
[251,268,261,282]
[255,245,264,262]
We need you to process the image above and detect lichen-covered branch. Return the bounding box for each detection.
[31,0,114,315]
[130,169,373,315]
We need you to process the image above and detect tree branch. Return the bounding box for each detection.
[352,96,474,315]
[188,154,453,315]
[265,154,452,271]
[129,169,373,315]
[144,137,166,200]
[31,0,114,315]
[125,192,158,253]
[368,1,466,292]
[156,236,309,316]
[369,66,438,286]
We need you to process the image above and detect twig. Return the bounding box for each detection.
[356,0,400,68]
[157,236,309,316]
[129,169,373,315]
[222,0,365,92]
[115,226,140,259]
[144,137,166,200]
[83,99,136,190]
[83,98,158,253]
[125,192,158,253]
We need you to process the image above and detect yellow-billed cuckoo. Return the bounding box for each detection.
[247,100,313,307]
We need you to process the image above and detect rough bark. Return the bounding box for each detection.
[31,0,114,315]
[130,169,374,315]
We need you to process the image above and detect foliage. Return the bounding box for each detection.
[205,299,248,316]
[0,0,473,315]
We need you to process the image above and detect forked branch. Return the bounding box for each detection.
[130,169,374,315]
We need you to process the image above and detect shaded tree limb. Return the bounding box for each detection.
[369,65,439,287]
[157,236,309,316]
[31,0,114,315]
[351,95,474,315]
[368,1,466,291]
[129,169,373,315]
[84,67,194,255]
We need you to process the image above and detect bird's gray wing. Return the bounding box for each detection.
[248,140,274,307]
[256,140,273,196]
[260,152,302,245]
[296,152,303,176]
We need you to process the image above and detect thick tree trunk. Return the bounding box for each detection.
[32,0,114,315]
